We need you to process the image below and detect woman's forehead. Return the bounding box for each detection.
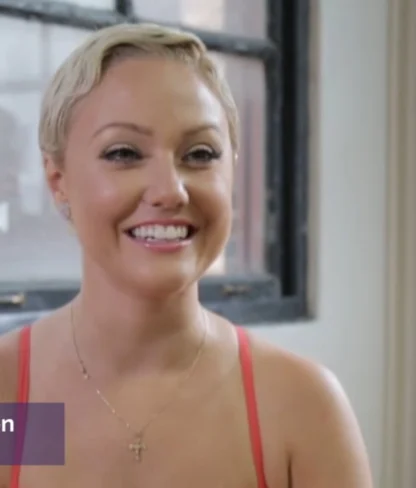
[69,57,228,136]
[100,57,218,104]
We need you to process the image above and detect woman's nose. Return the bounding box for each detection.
[142,164,189,210]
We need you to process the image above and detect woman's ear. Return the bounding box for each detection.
[43,152,68,208]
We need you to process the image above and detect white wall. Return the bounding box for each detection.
[254,1,388,486]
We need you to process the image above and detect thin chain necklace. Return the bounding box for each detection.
[70,303,208,463]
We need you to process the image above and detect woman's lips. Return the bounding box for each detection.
[134,237,192,253]
[123,220,199,253]
[124,227,196,253]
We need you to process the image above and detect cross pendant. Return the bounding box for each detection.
[129,435,146,462]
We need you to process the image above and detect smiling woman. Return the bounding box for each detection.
[0,20,266,285]
[39,25,237,298]
[0,21,374,488]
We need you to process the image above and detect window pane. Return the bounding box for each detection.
[0,17,43,84]
[45,25,90,76]
[0,91,83,283]
[0,22,265,284]
[42,0,114,8]
[0,21,85,284]
[133,0,265,38]
[206,54,266,275]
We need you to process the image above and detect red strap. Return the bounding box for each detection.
[10,326,31,488]
[17,326,31,403]
[237,327,268,488]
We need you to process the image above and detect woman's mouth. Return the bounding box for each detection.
[125,224,197,252]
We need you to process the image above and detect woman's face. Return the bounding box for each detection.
[45,56,234,297]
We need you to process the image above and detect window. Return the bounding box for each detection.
[0,0,310,325]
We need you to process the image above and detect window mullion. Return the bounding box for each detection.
[115,0,134,17]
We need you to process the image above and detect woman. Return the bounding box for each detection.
[0,23,373,487]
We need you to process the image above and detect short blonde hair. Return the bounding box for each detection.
[38,23,239,161]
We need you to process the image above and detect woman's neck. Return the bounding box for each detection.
[70,273,208,378]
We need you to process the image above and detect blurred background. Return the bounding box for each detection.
[0,1,415,487]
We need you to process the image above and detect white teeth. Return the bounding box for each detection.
[155,225,164,239]
[131,225,190,241]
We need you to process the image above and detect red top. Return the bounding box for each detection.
[11,325,268,488]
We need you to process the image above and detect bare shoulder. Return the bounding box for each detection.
[0,327,22,402]
[0,327,22,485]
[247,330,352,408]
[246,331,374,488]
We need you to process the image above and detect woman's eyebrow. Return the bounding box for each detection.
[183,123,221,137]
[92,121,221,139]
[92,122,153,139]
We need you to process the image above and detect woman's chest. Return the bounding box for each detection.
[18,376,272,488]
[18,342,290,488]
[18,401,261,488]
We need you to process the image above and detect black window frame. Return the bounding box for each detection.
[0,0,310,325]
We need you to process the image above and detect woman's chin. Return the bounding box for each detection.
[123,265,200,299]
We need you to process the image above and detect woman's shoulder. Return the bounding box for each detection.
[0,326,23,403]
[0,328,22,485]
[246,330,373,487]
[247,330,338,398]
[247,329,358,433]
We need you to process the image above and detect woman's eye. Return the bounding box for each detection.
[184,146,222,164]
[102,147,142,163]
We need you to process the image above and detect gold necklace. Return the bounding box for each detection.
[70,303,208,463]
